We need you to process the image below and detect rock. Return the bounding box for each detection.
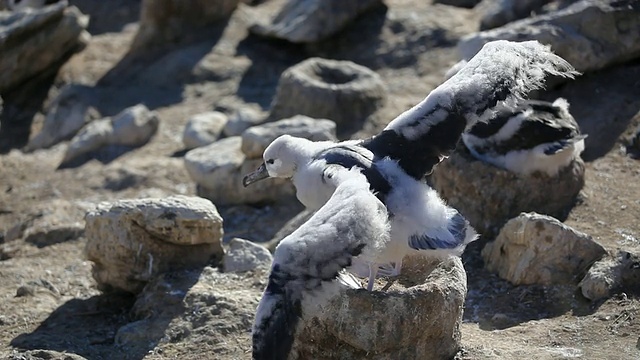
[626,125,640,159]
[62,104,159,165]
[26,84,100,151]
[85,195,224,294]
[292,256,466,359]
[182,111,228,150]
[240,115,337,159]
[4,199,87,247]
[249,0,383,43]
[131,0,241,50]
[222,107,266,137]
[0,2,90,93]
[435,0,482,9]
[5,350,87,360]
[477,0,553,30]
[120,266,262,356]
[482,212,606,285]
[579,250,640,301]
[222,238,272,273]
[184,137,295,205]
[458,0,640,73]
[269,58,387,129]
[430,148,585,239]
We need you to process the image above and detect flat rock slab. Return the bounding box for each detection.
[85,195,224,294]
[459,0,640,73]
[292,256,467,359]
[482,212,606,285]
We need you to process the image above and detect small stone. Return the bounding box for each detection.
[182,111,228,150]
[482,212,606,285]
[16,285,35,297]
[579,250,640,301]
[62,104,159,165]
[241,115,336,159]
[222,107,265,137]
[26,84,101,151]
[223,238,272,273]
[85,195,224,294]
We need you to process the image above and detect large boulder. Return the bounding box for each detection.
[61,104,159,165]
[184,137,295,205]
[579,250,640,301]
[25,84,100,151]
[268,58,387,129]
[0,2,90,92]
[222,107,266,137]
[249,0,383,43]
[85,195,224,294]
[131,0,241,50]
[241,115,337,159]
[292,256,467,359]
[430,148,585,239]
[458,0,640,73]
[482,212,606,285]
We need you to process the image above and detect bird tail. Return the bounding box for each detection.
[365,40,579,180]
[252,264,301,360]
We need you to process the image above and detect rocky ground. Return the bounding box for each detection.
[1,0,640,359]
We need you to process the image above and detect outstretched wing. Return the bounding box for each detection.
[252,170,390,360]
[362,40,579,180]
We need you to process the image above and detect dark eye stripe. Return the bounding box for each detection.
[267,159,275,164]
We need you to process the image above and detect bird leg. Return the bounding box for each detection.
[367,264,378,291]
[392,257,403,276]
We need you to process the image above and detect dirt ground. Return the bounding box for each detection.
[1,0,640,359]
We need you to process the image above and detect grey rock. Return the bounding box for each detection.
[269,58,387,128]
[184,137,295,205]
[430,148,585,239]
[293,256,466,359]
[482,212,606,285]
[241,115,336,159]
[477,0,553,30]
[222,238,272,273]
[85,195,224,294]
[435,0,482,9]
[222,107,266,137]
[0,2,90,93]
[182,111,228,150]
[249,0,383,43]
[123,267,262,356]
[4,199,87,247]
[459,0,640,73]
[62,104,159,164]
[579,250,640,301]
[26,84,100,151]
[5,350,87,360]
[132,0,241,50]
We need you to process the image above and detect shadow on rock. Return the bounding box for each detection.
[462,242,597,331]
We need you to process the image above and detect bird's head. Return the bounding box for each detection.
[242,135,309,187]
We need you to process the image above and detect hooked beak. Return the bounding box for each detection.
[242,162,270,187]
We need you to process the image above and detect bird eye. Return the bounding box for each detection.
[266,159,275,165]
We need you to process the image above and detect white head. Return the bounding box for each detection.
[243,135,316,186]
